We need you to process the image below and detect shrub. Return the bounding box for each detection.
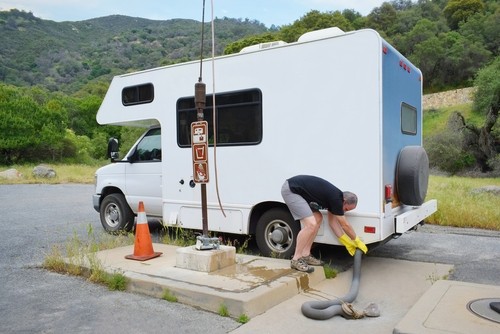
[425,130,475,174]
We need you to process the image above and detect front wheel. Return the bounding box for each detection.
[99,193,135,233]
[255,208,300,258]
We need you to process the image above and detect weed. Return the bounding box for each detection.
[42,245,67,273]
[218,303,229,317]
[323,265,337,279]
[162,289,178,302]
[105,272,128,291]
[236,237,250,254]
[222,236,251,254]
[160,225,197,247]
[425,266,452,285]
[43,226,133,291]
[87,252,107,284]
[269,251,280,259]
[237,314,250,324]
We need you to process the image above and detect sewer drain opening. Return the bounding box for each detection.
[466,298,500,324]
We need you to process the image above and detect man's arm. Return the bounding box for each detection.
[328,212,368,255]
[327,212,356,239]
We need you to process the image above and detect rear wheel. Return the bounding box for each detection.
[396,146,429,206]
[100,193,135,233]
[255,208,300,258]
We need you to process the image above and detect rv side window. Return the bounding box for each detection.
[401,103,417,135]
[176,88,262,147]
[122,83,154,106]
[133,128,161,161]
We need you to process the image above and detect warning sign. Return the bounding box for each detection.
[191,121,209,183]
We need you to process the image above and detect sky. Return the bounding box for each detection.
[0,0,388,27]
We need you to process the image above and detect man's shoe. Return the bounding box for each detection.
[301,254,324,266]
[291,258,314,273]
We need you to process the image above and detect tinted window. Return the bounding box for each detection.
[122,83,154,106]
[401,103,417,135]
[177,89,262,147]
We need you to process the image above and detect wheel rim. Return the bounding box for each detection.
[104,203,121,228]
[265,220,294,254]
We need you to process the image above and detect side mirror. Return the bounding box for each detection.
[107,137,119,162]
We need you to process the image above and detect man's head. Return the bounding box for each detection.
[342,191,358,212]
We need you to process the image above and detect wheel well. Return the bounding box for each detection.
[248,201,289,235]
[99,187,127,208]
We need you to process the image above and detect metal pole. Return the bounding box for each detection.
[195,81,208,237]
[201,184,208,236]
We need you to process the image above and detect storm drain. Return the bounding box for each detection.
[466,298,500,324]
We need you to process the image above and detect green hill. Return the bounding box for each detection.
[0,9,268,93]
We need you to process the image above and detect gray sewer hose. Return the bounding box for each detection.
[301,249,363,320]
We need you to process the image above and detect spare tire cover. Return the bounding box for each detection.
[396,146,429,206]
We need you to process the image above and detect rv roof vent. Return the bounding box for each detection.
[239,41,287,53]
[297,27,345,43]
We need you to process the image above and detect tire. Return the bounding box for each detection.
[99,193,135,233]
[396,146,429,206]
[255,208,300,258]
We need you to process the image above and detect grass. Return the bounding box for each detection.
[42,224,133,290]
[426,175,500,230]
[162,289,178,302]
[423,103,484,138]
[0,163,98,184]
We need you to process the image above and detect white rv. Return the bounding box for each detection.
[93,27,437,258]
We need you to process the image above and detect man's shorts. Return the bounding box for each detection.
[281,180,316,220]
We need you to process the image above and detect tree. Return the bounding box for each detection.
[410,36,446,91]
[438,31,491,87]
[453,57,499,171]
[279,10,353,43]
[402,18,439,54]
[0,85,38,163]
[410,31,490,91]
[223,32,280,55]
[366,2,398,35]
[444,0,485,30]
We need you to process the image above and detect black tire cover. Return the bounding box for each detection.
[396,146,429,206]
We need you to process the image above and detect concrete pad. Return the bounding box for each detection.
[394,280,500,334]
[232,257,453,334]
[84,244,498,334]
[91,243,325,318]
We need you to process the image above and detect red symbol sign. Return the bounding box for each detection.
[192,122,208,144]
[194,162,208,183]
[191,121,209,183]
[193,144,206,161]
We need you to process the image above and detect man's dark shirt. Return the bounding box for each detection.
[287,175,344,215]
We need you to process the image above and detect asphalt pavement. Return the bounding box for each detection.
[0,184,240,333]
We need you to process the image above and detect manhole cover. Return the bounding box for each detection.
[467,298,500,324]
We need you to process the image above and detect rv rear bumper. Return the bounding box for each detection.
[395,199,438,233]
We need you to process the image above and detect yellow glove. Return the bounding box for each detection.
[338,233,357,256]
[354,236,368,254]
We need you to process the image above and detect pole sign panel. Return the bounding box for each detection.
[191,121,209,183]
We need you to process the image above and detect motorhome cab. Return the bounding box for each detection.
[93,27,437,258]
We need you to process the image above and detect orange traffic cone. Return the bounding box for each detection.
[125,201,162,261]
